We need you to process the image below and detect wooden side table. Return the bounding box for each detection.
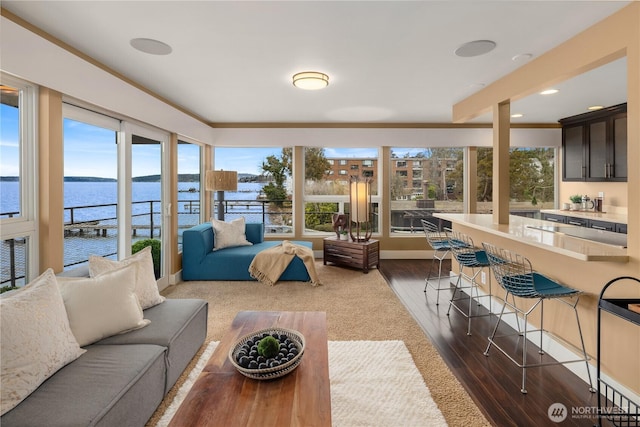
[323,237,379,273]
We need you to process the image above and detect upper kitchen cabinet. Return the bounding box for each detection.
[560,103,627,182]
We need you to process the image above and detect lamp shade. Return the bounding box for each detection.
[205,170,238,192]
[349,179,370,222]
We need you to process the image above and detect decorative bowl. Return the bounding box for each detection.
[228,327,305,380]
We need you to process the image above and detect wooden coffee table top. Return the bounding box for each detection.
[168,311,331,427]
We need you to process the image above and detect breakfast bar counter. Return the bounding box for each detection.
[434,213,628,262]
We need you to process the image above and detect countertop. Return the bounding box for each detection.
[540,209,627,224]
[434,213,628,262]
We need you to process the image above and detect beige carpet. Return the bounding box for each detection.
[146,263,490,427]
[156,340,448,427]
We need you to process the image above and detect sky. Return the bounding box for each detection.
[1,104,379,178]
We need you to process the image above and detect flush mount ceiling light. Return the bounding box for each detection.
[454,40,496,58]
[588,105,604,111]
[540,89,559,95]
[292,72,329,90]
[130,38,172,55]
[511,113,524,118]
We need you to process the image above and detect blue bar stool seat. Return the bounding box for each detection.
[481,242,594,394]
[446,230,493,335]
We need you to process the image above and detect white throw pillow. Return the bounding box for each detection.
[0,269,85,416]
[88,246,165,309]
[57,263,150,347]
[211,217,252,251]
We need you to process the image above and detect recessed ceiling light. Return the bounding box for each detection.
[511,113,524,118]
[512,53,533,62]
[588,105,604,111]
[454,40,497,58]
[540,89,559,95]
[292,72,329,90]
[130,38,172,55]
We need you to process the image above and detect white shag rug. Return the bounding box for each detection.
[156,340,447,427]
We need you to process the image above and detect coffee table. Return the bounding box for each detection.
[168,311,331,427]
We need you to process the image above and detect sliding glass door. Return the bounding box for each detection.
[124,123,170,286]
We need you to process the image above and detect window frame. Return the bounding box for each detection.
[0,73,39,282]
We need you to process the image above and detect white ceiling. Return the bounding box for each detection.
[2,1,630,124]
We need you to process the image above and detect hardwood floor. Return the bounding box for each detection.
[379,259,603,427]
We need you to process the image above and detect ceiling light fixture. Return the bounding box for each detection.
[540,89,559,95]
[130,38,172,55]
[292,72,329,90]
[588,105,604,111]
[454,40,496,58]
[511,113,524,118]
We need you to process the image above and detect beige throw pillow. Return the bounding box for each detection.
[57,264,150,347]
[211,217,252,251]
[88,246,165,309]
[0,269,85,416]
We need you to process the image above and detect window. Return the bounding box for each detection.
[1,75,37,287]
[177,140,202,251]
[214,147,292,234]
[390,147,463,234]
[304,147,379,235]
[63,106,120,268]
[469,147,556,215]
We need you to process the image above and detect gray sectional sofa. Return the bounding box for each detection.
[0,267,208,427]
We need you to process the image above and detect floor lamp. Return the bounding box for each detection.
[206,170,238,221]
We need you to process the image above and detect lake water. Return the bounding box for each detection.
[0,181,282,280]
[0,181,266,218]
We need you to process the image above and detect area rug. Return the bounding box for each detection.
[156,340,447,427]
[146,263,489,427]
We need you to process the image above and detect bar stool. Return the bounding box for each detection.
[421,219,455,305]
[481,242,594,394]
[446,230,493,335]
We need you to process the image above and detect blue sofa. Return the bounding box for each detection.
[182,222,312,281]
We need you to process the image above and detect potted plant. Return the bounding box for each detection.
[569,194,583,211]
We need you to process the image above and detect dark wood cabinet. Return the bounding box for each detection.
[323,237,379,273]
[560,103,627,182]
[541,213,627,235]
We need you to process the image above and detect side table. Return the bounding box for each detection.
[323,237,379,273]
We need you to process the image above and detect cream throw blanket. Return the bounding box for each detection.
[248,241,321,286]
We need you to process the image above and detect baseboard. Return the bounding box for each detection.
[451,273,640,407]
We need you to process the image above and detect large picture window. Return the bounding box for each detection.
[390,147,463,234]
[304,147,379,234]
[214,147,293,234]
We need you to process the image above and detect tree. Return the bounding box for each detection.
[261,153,289,206]
[449,147,556,203]
[390,174,407,200]
[304,147,331,181]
